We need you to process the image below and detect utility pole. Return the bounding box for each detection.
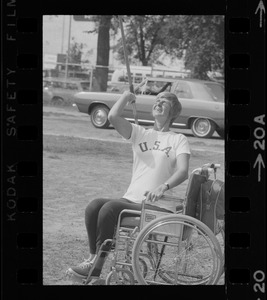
[61,15,65,54]
[65,15,72,81]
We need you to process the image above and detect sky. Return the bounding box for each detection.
[43,15,108,66]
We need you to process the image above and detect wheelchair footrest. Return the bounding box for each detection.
[84,240,113,284]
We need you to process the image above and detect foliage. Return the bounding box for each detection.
[66,38,84,65]
[162,15,224,79]
[82,15,120,36]
[83,15,224,84]
[113,15,168,66]
[113,15,224,80]
[64,38,87,76]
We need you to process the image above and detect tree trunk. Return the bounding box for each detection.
[94,16,112,92]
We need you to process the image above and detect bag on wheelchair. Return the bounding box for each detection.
[197,178,225,234]
[184,172,225,235]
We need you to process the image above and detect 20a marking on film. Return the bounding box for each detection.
[253,114,265,182]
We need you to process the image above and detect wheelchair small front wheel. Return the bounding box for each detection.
[132,214,223,285]
[105,268,135,285]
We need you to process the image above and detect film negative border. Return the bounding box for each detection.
[1,0,266,299]
[2,0,43,295]
[226,2,266,300]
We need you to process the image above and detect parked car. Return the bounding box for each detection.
[43,77,90,105]
[43,87,53,104]
[74,77,224,138]
[43,79,53,104]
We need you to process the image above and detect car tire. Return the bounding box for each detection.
[191,118,216,138]
[90,105,110,129]
[51,97,64,106]
[216,128,225,139]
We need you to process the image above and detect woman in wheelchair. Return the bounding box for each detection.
[67,91,191,281]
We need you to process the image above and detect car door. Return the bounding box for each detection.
[172,80,220,127]
[171,81,197,126]
[134,94,156,122]
[202,81,225,128]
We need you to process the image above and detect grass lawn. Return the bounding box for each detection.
[43,134,224,285]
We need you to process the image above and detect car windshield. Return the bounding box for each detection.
[66,83,78,90]
[48,81,64,88]
[204,82,224,102]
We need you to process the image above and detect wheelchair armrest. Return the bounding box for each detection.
[152,195,184,213]
[120,216,140,228]
[118,209,141,228]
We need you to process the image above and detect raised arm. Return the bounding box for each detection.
[108,91,136,140]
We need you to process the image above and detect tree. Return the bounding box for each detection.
[67,38,84,64]
[113,15,224,80]
[64,38,88,78]
[113,15,168,66]
[87,15,224,88]
[94,15,112,91]
[162,15,224,79]
[83,15,113,91]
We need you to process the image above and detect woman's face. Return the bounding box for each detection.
[152,94,172,121]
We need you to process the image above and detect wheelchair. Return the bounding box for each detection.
[71,163,224,285]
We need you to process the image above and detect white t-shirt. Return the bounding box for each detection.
[123,124,191,203]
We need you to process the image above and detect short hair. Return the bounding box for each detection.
[156,92,182,125]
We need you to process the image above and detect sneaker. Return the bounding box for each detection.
[67,259,93,278]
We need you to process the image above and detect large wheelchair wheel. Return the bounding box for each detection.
[132,214,223,285]
[215,223,225,283]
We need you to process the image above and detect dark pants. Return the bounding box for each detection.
[85,198,171,254]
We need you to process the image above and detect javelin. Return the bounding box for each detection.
[118,16,139,125]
